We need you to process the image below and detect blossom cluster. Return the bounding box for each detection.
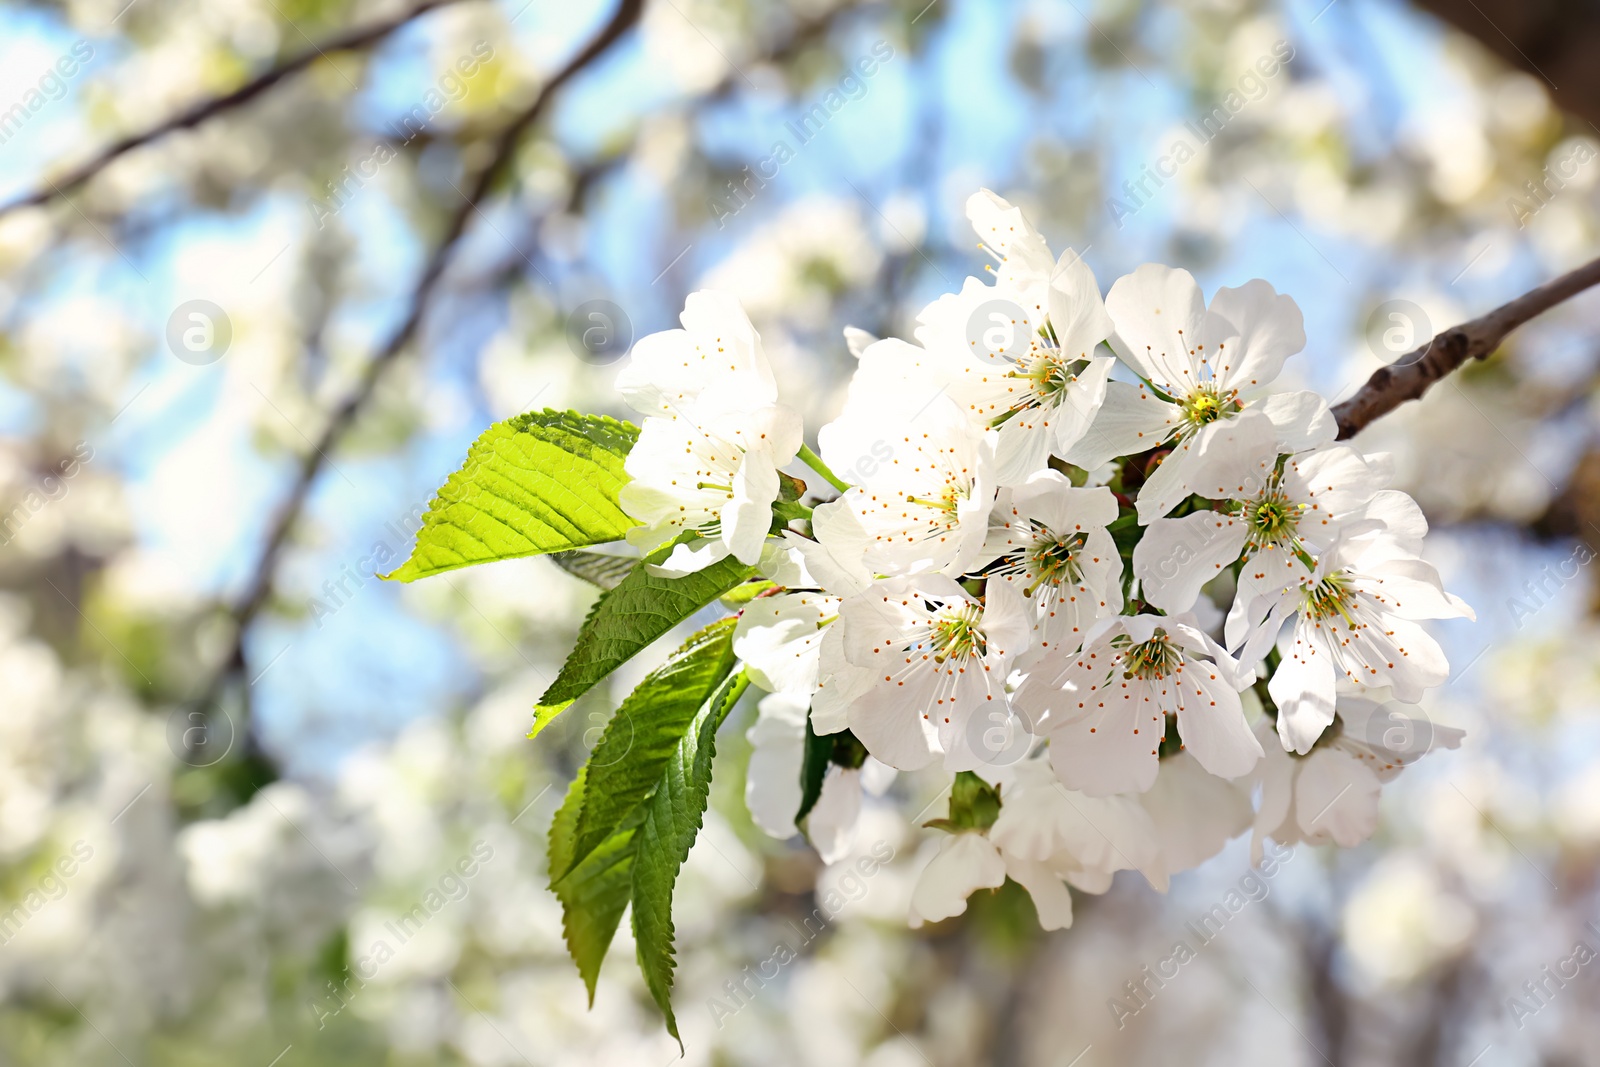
[616,191,1473,930]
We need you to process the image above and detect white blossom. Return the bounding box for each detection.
[1068,264,1331,519]
[1132,409,1393,613]
[911,758,1171,931]
[891,191,1120,485]
[1250,698,1464,862]
[616,292,803,575]
[615,289,778,419]
[991,757,1169,894]
[1014,614,1261,795]
[819,575,1031,770]
[817,391,998,578]
[805,761,898,864]
[743,693,895,862]
[1137,750,1255,874]
[732,591,837,698]
[908,832,1009,927]
[786,498,876,599]
[604,225,1477,944]
[1232,521,1474,754]
[980,470,1124,655]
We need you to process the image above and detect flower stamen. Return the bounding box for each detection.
[929,603,988,663]
[1115,630,1182,681]
[1303,572,1359,627]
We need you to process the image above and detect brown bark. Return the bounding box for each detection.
[1411,0,1600,130]
[1333,253,1600,438]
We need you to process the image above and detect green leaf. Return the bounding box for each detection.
[563,618,739,878]
[531,551,755,736]
[546,663,749,1037]
[384,409,639,583]
[548,550,638,591]
[632,669,750,1048]
[548,768,638,1004]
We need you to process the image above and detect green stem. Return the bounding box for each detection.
[798,443,851,493]
[771,500,814,523]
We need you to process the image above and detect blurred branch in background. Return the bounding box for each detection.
[0,0,474,218]
[200,0,877,760]
[193,0,649,747]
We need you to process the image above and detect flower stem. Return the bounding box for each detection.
[772,500,814,523]
[798,443,851,493]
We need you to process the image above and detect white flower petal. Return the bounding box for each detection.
[1049,250,1116,359]
[991,410,1059,488]
[1294,747,1381,847]
[1062,381,1178,469]
[1249,725,1297,865]
[1134,511,1248,614]
[859,757,898,795]
[991,760,1168,891]
[908,833,1007,927]
[1242,545,1310,606]
[1105,263,1207,392]
[1134,430,1208,521]
[724,447,779,565]
[1178,407,1279,501]
[1043,355,1117,466]
[733,592,835,697]
[1047,685,1161,796]
[967,189,1055,306]
[1270,626,1339,753]
[744,693,807,839]
[1174,664,1262,780]
[811,622,872,735]
[618,290,776,417]
[1284,444,1384,541]
[791,501,874,597]
[1003,856,1075,930]
[842,652,945,768]
[809,766,864,864]
[646,537,732,577]
[1260,389,1336,451]
[1140,751,1253,873]
[758,538,814,588]
[1363,560,1475,621]
[1199,278,1305,396]
[1355,489,1429,548]
[843,325,877,359]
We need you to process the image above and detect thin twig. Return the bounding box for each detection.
[196,0,877,753]
[223,0,857,653]
[1333,253,1600,438]
[0,0,472,219]
[194,0,647,719]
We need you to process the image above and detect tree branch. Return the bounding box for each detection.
[0,0,472,219]
[1332,253,1600,438]
[226,0,867,651]
[195,0,646,723]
